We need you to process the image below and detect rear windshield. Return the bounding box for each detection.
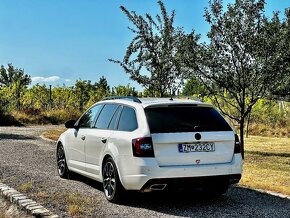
[145,106,232,133]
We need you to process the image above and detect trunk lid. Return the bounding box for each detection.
[144,104,235,166]
[151,131,235,166]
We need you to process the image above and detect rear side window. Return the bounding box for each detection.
[145,106,232,133]
[117,106,138,131]
[95,104,118,129]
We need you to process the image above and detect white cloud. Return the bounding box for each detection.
[32,76,60,82]
[65,79,71,82]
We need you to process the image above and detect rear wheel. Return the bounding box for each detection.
[56,144,70,179]
[102,157,124,202]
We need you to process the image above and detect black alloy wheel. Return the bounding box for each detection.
[56,145,69,179]
[102,157,124,202]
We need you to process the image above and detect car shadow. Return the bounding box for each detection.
[0,133,36,140]
[68,174,290,217]
[247,150,290,158]
[118,186,290,217]
[69,172,104,191]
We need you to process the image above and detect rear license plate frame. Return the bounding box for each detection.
[178,142,215,153]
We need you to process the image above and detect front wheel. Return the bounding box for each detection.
[56,144,70,179]
[102,157,124,203]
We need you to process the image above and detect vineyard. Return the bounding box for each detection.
[0,69,289,138]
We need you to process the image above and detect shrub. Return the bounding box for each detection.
[10,108,82,125]
[0,111,23,126]
[42,108,82,124]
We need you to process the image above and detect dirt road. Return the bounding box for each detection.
[0,126,289,217]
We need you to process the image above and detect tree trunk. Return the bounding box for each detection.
[239,117,245,159]
[246,112,251,138]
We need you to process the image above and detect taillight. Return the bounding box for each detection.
[132,137,155,157]
[234,134,244,159]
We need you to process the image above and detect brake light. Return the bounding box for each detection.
[234,134,244,159]
[132,137,155,157]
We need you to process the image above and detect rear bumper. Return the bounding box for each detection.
[117,154,243,190]
[141,174,241,190]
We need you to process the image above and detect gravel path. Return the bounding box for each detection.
[0,125,290,218]
[0,197,33,218]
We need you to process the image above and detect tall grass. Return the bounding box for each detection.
[11,109,81,125]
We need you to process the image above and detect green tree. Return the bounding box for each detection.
[113,84,138,97]
[109,0,198,97]
[85,76,111,107]
[95,76,110,93]
[21,84,50,111]
[74,80,96,111]
[0,64,31,110]
[0,85,12,112]
[185,0,286,150]
[0,64,30,87]
[182,77,208,99]
[264,9,290,100]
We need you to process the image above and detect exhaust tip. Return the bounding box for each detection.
[149,184,167,191]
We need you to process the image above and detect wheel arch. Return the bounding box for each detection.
[101,154,125,188]
[56,140,62,148]
[56,135,69,156]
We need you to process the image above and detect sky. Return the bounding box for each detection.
[0,0,289,91]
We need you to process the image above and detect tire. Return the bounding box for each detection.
[102,157,124,203]
[56,144,70,179]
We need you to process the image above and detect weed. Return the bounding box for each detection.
[10,176,17,184]
[67,193,96,217]
[19,180,33,192]
[49,192,98,217]
[37,191,49,199]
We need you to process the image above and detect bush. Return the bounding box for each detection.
[250,99,290,128]
[248,123,290,138]
[11,111,46,124]
[0,112,23,126]
[10,108,82,125]
[42,109,82,124]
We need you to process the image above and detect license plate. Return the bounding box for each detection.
[178,142,215,153]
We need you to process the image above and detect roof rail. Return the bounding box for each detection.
[102,96,142,103]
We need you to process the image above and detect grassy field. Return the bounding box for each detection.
[44,129,290,196]
[241,136,290,195]
[42,129,66,141]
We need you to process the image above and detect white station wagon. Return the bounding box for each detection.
[56,96,243,202]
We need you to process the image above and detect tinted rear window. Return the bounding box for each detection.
[117,106,138,132]
[145,106,232,133]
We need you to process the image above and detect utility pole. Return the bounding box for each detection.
[49,85,52,110]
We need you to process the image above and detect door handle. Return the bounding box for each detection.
[101,138,107,144]
[81,135,86,140]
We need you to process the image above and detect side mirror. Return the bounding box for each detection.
[65,120,76,129]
